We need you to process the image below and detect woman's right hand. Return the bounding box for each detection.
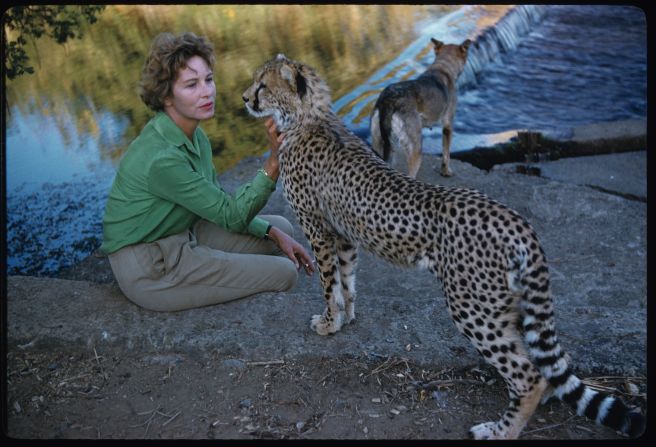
[267,226,315,276]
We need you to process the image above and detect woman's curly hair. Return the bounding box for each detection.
[139,32,215,111]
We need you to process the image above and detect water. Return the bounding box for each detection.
[4,5,647,277]
[6,104,126,193]
[454,5,647,137]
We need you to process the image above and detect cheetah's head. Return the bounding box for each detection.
[242,54,332,131]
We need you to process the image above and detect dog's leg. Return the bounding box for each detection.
[369,108,384,158]
[336,238,358,324]
[440,124,453,177]
[407,144,422,178]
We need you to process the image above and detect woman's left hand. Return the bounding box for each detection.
[262,117,284,180]
[264,117,285,156]
[267,226,315,276]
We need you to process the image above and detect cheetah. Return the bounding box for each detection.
[242,54,645,439]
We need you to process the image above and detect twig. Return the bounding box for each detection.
[93,347,108,382]
[365,357,407,378]
[247,360,285,367]
[144,417,153,437]
[418,379,485,390]
[584,375,646,382]
[316,371,334,385]
[522,415,577,435]
[582,376,646,398]
[130,408,160,428]
[130,407,181,436]
[93,347,102,364]
[58,373,91,384]
[162,410,181,427]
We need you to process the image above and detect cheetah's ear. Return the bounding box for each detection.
[280,63,307,100]
[276,53,289,62]
[280,63,296,85]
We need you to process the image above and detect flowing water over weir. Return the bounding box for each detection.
[6,5,647,277]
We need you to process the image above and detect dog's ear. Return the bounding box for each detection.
[431,38,444,52]
[279,63,307,100]
[460,39,472,54]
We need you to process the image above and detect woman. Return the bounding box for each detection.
[101,31,314,311]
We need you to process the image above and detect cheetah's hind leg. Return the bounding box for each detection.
[440,279,547,439]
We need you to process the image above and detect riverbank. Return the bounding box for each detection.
[5,119,647,439]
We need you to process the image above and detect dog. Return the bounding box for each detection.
[369,38,471,177]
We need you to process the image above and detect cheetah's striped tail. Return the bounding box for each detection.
[540,364,645,437]
[514,255,645,437]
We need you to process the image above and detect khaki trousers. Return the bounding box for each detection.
[108,215,298,311]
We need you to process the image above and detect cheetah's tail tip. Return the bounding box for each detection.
[627,411,646,438]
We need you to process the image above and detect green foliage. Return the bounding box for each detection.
[3,5,106,80]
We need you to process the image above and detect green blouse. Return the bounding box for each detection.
[101,111,274,254]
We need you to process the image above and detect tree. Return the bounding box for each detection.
[3,5,106,80]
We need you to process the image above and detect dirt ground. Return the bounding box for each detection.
[6,342,646,440]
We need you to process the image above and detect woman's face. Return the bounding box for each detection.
[164,55,216,136]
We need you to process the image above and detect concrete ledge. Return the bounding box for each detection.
[571,118,646,142]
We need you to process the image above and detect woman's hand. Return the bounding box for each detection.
[267,226,315,276]
[262,117,284,180]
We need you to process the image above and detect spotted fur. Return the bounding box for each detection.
[242,54,645,439]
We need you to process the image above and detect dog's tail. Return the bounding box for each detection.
[509,248,646,438]
[370,95,394,162]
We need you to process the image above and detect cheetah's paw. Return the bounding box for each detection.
[344,305,356,325]
[310,312,343,335]
[540,384,556,405]
[469,421,505,440]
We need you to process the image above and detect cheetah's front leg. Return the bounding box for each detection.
[336,238,358,325]
[307,231,346,335]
